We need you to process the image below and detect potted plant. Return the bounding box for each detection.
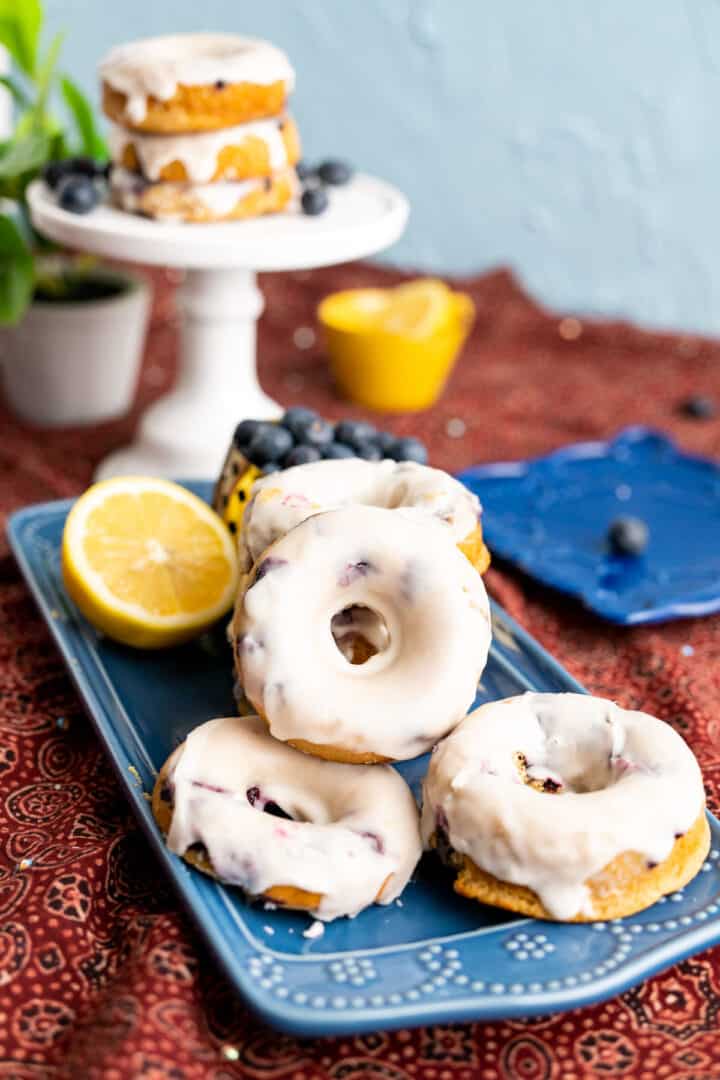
[0,0,150,426]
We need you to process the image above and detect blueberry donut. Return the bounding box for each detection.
[101,34,294,132]
[152,715,422,920]
[110,115,301,182]
[422,692,710,921]
[110,165,296,222]
[230,504,492,763]
[234,458,490,576]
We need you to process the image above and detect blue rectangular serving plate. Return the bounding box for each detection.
[8,483,720,1037]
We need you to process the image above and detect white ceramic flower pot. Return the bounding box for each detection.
[0,265,151,427]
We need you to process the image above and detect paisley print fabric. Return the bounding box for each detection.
[1,265,720,1077]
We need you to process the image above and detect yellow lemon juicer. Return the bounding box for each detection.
[319,279,475,412]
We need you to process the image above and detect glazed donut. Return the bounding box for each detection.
[421,692,710,922]
[235,458,490,576]
[100,33,294,132]
[153,714,422,920]
[109,116,300,183]
[109,165,296,223]
[231,504,491,763]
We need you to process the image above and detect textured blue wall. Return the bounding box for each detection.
[45,0,720,333]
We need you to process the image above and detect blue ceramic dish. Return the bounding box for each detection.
[460,426,720,625]
[8,483,720,1037]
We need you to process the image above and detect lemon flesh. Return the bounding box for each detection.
[62,477,239,649]
[321,278,453,339]
[379,279,453,337]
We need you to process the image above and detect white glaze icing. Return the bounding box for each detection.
[303,920,324,939]
[165,714,422,920]
[100,33,294,123]
[109,117,289,182]
[232,504,491,761]
[109,165,291,220]
[421,692,706,920]
[238,458,482,571]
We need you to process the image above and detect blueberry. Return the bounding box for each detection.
[282,406,318,434]
[283,409,333,448]
[353,439,382,461]
[680,395,716,420]
[262,462,282,474]
[43,161,66,190]
[296,161,315,182]
[301,186,329,216]
[334,419,377,450]
[306,417,334,447]
[45,157,105,191]
[64,155,104,178]
[285,445,322,467]
[317,159,353,186]
[387,436,428,464]
[57,174,99,214]
[323,441,355,459]
[245,423,293,466]
[374,430,397,456]
[233,418,261,449]
[608,516,649,556]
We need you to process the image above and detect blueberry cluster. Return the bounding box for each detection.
[234,407,427,473]
[43,157,109,215]
[297,158,353,217]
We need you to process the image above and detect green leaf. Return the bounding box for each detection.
[0,74,33,110]
[33,30,62,119]
[0,130,49,179]
[0,213,33,325]
[0,18,30,76]
[48,128,69,162]
[60,74,107,159]
[0,0,42,76]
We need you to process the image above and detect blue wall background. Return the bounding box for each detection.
[45,0,720,334]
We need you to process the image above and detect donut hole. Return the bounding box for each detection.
[513,748,616,795]
[330,604,390,665]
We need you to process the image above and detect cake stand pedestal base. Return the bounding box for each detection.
[96,268,281,480]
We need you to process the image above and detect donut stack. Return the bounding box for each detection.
[217,416,493,764]
[153,414,711,925]
[100,33,300,222]
[152,419,493,920]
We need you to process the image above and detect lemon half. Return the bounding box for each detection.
[321,279,453,339]
[62,477,239,649]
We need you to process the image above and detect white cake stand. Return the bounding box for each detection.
[27,177,409,479]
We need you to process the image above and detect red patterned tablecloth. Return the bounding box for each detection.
[2,264,720,1080]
